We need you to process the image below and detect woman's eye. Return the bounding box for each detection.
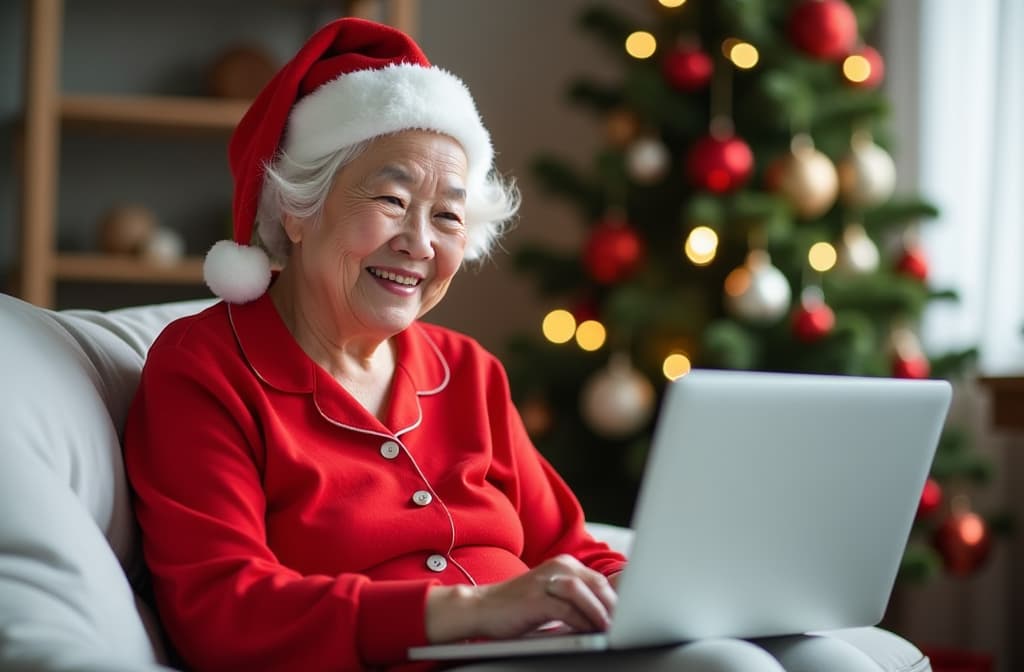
[379,195,405,207]
[436,212,465,227]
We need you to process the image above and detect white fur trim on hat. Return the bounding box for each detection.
[204,240,272,304]
[285,63,494,185]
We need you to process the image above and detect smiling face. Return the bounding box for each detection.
[279,130,469,341]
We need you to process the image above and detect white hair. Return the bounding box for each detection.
[254,136,519,265]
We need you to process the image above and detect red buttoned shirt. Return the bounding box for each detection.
[125,294,626,672]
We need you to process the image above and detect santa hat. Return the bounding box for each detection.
[204,18,494,303]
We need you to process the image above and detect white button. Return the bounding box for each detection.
[380,441,400,459]
[426,554,448,572]
[412,490,433,506]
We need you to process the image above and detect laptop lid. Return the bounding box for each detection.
[609,369,951,646]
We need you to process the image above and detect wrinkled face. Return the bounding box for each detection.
[283,130,469,338]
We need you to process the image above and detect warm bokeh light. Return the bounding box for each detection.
[658,0,686,7]
[662,353,692,380]
[961,513,986,546]
[842,54,872,83]
[542,309,576,344]
[625,31,657,59]
[720,37,741,58]
[724,267,752,297]
[575,320,607,351]
[728,41,759,69]
[808,241,838,272]
[685,225,719,266]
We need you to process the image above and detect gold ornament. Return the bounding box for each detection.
[765,133,839,219]
[519,397,554,437]
[605,109,641,147]
[580,353,655,439]
[723,249,792,324]
[837,130,896,209]
[835,222,880,274]
[98,204,158,255]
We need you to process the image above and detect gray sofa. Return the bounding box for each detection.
[0,292,930,670]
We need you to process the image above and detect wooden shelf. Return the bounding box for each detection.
[55,252,205,284]
[60,94,250,134]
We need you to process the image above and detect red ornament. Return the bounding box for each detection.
[897,246,929,282]
[916,478,943,520]
[570,297,600,323]
[662,45,713,92]
[933,510,993,576]
[892,353,930,379]
[686,134,754,193]
[583,218,645,285]
[843,45,885,89]
[788,0,859,60]
[792,299,835,343]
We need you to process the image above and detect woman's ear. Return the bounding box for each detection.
[281,213,305,244]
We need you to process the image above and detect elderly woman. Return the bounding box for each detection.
[126,17,896,672]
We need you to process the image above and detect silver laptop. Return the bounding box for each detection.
[409,369,952,661]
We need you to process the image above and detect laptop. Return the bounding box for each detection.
[409,369,952,661]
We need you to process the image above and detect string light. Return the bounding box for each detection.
[728,41,759,69]
[842,54,872,83]
[808,242,838,272]
[658,0,686,7]
[721,37,741,58]
[575,320,607,351]
[625,31,657,59]
[662,353,692,380]
[724,266,751,297]
[684,225,719,266]
[542,309,576,344]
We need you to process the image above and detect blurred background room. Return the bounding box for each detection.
[1,1,1021,670]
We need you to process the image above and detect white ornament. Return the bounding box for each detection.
[837,131,896,209]
[625,137,670,184]
[142,226,186,266]
[580,353,655,439]
[835,223,880,274]
[724,250,792,324]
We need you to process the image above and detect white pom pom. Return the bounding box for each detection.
[203,240,272,304]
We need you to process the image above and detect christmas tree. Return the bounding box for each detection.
[507,0,996,582]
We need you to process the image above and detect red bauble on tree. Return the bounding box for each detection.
[792,288,835,343]
[686,133,754,193]
[583,217,645,285]
[662,44,713,92]
[933,507,993,577]
[916,477,943,520]
[893,352,930,379]
[897,245,929,282]
[842,45,885,89]
[787,0,859,60]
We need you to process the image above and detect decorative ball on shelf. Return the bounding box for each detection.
[98,203,159,255]
[625,136,671,184]
[142,226,186,266]
[662,43,713,92]
[207,45,278,99]
[724,249,792,324]
[764,134,839,219]
[580,353,655,439]
[791,287,835,343]
[686,131,754,194]
[896,244,929,282]
[933,499,993,577]
[916,477,943,521]
[835,222,880,274]
[583,216,645,285]
[519,396,555,437]
[837,131,896,209]
[842,45,885,89]
[605,109,641,148]
[787,0,859,61]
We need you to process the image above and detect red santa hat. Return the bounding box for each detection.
[204,17,494,303]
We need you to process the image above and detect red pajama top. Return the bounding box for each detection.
[124,293,626,672]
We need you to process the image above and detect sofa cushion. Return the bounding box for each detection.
[0,294,208,670]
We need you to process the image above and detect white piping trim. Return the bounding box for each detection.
[413,324,451,396]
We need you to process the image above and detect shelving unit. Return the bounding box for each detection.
[16,0,417,308]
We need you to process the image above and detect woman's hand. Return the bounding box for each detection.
[424,554,617,644]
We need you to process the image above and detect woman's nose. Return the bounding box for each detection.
[393,210,435,259]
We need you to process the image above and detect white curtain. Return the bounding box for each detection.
[906,0,1024,374]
